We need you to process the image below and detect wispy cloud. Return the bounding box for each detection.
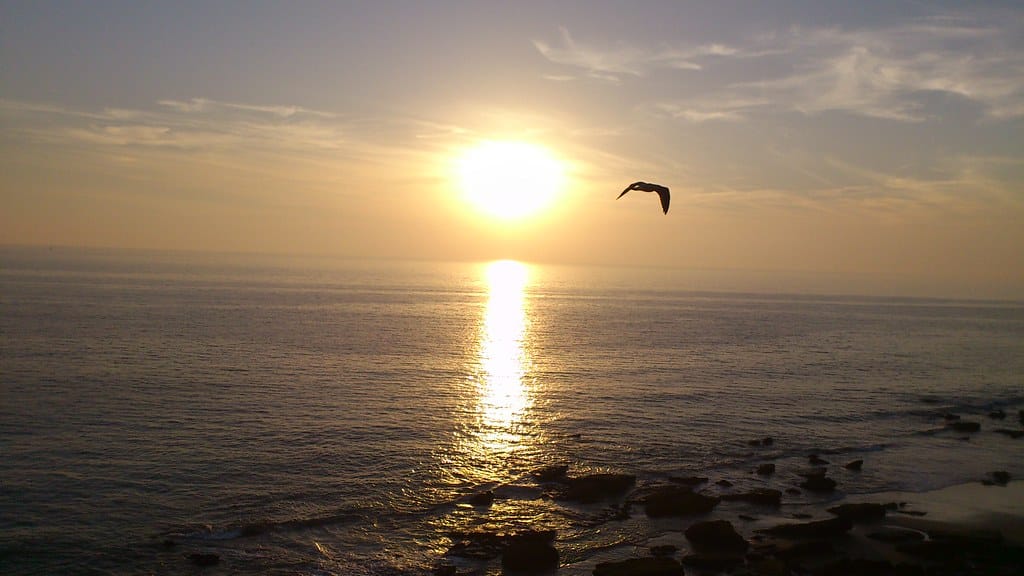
[1,97,351,153]
[543,14,1023,121]
[754,18,1024,121]
[533,26,740,81]
[157,97,336,119]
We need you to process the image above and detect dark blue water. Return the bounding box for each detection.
[2,247,1022,574]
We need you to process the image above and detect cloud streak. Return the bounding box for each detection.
[533,26,739,81]
[539,14,1024,121]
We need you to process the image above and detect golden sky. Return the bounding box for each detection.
[2,1,1022,298]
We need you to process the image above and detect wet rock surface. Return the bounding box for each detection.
[644,485,720,517]
[593,557,685,576]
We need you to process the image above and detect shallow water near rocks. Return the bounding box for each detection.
[2,247,1022,574]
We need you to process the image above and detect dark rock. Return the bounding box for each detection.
[720,488,782,506]
[531,464,569,483]
[749,438,763,446]
[1020,409,1024,423]
[469,490,494,506]
[988,470,1011,485]
[790,513,813,519]
[501,537,558,573]
[843,459,863,471]
[949,420,980,433]
[756,463,776,476]
[762,436,774,446]
[161,539,176,548]
[758,517,853,539]
[785,488,802,495]
[593,556,685,576]
[773,538,834,560]
[800,475,837,492]
[994,428,1024,439]
[797,467,828,478]
[716,479,733,487]
[447,531,506,559]
[827,503,888,522]
[867,527,926,544]
[448,529,556,560]
[808,454,829,465]
[188,553,220,566]
[644,485,720,517]
[650,544,677,557]
[748,557,788,576]
[943,413,961,421]
[685,519,748,553]
[559,473,635,503]
[606,502,632,521]
[738,514,758,521]
[989,409,1007,419]
[894,509,927,517]
[669,475,708,486]
[432,564,457,576]
[817,558,903,576]
[681,552,743,570]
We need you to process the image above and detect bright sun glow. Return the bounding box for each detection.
[456,141,564,221]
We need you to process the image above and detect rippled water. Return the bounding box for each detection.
[1,247,1022,575]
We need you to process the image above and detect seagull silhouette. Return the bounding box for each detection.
[617,181,670,214]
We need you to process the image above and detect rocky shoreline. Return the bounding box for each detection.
[433,414,1024,575]
[437,468,1023,575]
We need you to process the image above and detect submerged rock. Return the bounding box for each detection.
[448,529,556,561]
[808,454,829,465]
[432,564,457,576]
[799,475,837,492]
[593,557,685,576]
[501,534,558,573]
[720,488,782,506]
[949,421,981,433]
[716,479,734,488]
[531,464,569,483]
[684,519,748,553]
[681,552,744,570]
[984,470,1011,486]
[994,428,1024,439]
[188,552,220,566]
[827,503,889,522]
[650,544,677,557]
[989,409,1007,419]
[469,490,494,507]
[558,473,635,503]
[867,527,926,544]
[756,463,776,476]
[669,475,708,486]
[758,517,853,539]
[644,486,720,517]
[843,459,863,471]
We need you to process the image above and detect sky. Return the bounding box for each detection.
[2,0,1023,298]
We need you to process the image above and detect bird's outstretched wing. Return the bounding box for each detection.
[657,187,670,214]
[617,181,641,199]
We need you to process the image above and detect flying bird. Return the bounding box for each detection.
[617,181,670,214]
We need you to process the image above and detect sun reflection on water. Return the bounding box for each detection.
[475,260,532,454]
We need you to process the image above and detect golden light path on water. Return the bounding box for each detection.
[475,260,532,454]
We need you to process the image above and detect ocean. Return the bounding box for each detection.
[1,247,1022,575]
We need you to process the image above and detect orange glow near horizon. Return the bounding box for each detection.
[455,141,565,222]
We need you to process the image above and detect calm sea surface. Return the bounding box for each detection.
[2,247,1023,575]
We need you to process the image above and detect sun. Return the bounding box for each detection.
[455,140,565,221]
